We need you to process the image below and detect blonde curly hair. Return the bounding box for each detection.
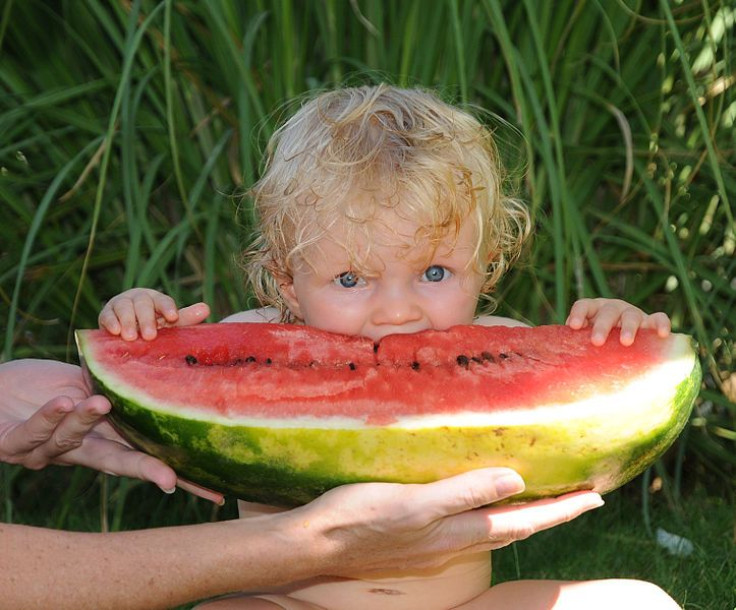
[242,84,530,322]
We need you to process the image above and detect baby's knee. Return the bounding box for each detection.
[613,579,681,608]
[562,578,680,609]
[469,577,680,609]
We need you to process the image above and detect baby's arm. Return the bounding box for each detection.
[99,288,210,340]
[220,307,281,324]
[566,298,671,346]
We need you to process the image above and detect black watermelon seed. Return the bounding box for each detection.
[348,362,356,371]
[481,351,495,363]
[245,356,256,363]
[185,355,198,365]
[499,352,509,360]
[456,355,470,368]
[265,358,272,365]
[411,361,421,371]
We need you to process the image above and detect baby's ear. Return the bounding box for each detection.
[274,273,303,320]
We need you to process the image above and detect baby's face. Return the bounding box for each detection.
[279,212,485,341]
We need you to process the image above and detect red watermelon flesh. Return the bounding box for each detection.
[76,323,700,506]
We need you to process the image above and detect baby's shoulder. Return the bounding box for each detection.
[473,315,529,328]
[220,307,281,324]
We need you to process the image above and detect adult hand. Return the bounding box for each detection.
[284,467,604,575]
[0,359,223,504]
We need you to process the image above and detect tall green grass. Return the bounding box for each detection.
[1,1,734,606]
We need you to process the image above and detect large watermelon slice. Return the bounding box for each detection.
[75,324,700,507]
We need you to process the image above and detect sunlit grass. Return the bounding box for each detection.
[493,486,736,609]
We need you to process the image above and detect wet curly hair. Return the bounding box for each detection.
[241,84,530,322]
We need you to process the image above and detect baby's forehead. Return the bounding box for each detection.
[294,206,479,272]
[323,204,456,246]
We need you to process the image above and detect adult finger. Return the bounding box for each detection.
[57,425,179,494]
[405,468,527,521]
[0,396,74,460]
[19,396,111,468]
[43,395,111,453]
[56,419,220,502]
[458,490,604,552]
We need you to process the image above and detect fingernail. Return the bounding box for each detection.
[496,473,525,496]
[160,486,176,495]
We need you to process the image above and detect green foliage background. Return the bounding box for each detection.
[1,1,735,607]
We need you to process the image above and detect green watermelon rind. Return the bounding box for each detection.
[87,346,701,507]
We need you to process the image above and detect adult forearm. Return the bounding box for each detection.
[0,515,317,609]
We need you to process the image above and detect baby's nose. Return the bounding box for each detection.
[371,286,423,326]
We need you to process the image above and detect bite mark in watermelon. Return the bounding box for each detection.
[75,324,701,507]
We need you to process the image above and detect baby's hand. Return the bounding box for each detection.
[566,298,671,347]
[99,288,210,341]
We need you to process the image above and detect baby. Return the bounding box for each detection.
[101,85,678,609]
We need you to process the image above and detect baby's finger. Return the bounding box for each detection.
[132,292,170,341]
[111,298,144,341]
[174,303,211,328]
[566,299,596,329]
[617,307,646,346]
[589,304,623,346]
[150,292,180,324]
[645,312,672,337]
[98,305,122,335]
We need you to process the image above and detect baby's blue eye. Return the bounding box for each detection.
[422,265,448,282]
[335,271,361,288]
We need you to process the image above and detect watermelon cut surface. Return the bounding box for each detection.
[76,323,701,506]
